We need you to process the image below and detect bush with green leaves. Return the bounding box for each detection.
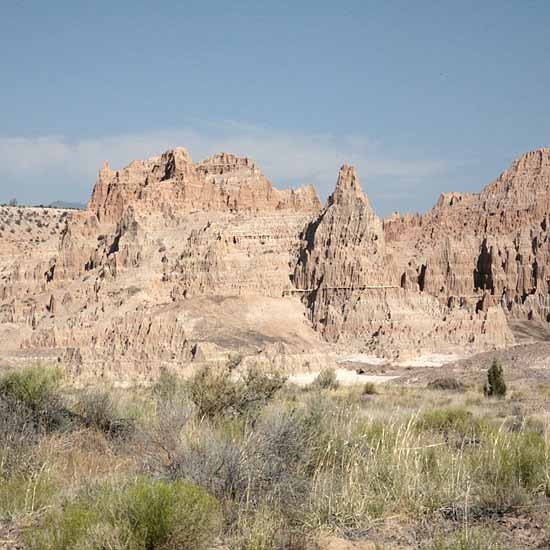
[186,365,286,419]
[483,360,507,398]
[0,366,61,411]
[0,366,70,430]
[28,477,221,550]
[311,368,339,390]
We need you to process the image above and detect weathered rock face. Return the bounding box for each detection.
[294,166,386,290]
[0,151,325,379]
[89,149,321,224]
[384,148,550,323]
[2,147,550,376]
[293,166,513,358]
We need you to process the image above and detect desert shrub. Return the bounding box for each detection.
[28,477,220,550]
[0,396,56,520]
[239,367,287,411]
[123,478,220,549]
[186,366,241,418]
[152,367,180,402]
[141,393,197,477]
[186,365,286,419]
[0,397,37,478]
[0,366,70,431]
[416,406,481,436]
[311,368,339,390]
[0,366,62,412]
[72,389,134,439]
[245,407,315,504]
[169,426,247,499]
[227,353,243,370]
[169,405,318,508]
[428,377,465,391]
[362,382,378,395]
[483,360,507,398]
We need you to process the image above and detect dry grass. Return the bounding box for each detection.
[1,365,549,549]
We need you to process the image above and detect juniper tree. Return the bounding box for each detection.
[483,359,507,398]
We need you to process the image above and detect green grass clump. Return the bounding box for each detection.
[28,477,220,550]
[0,472,56,521]
[124,478,220,549]
[427,527,505,549]
[471,428,549,509]
[416,406,482,435]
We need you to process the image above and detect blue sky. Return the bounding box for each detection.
[1,1,549,215]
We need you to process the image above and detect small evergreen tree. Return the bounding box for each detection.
[483,359,507,398]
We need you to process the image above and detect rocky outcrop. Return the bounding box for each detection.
[2,146,550,376]
[89,149,321,224]
[293,166,513,358]
[384,148,550,323]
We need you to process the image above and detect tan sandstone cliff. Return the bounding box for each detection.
[2,147,549,378]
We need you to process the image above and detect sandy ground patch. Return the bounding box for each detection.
[336,354,389,366]
[288,368,399,387]
[396,353,464,368]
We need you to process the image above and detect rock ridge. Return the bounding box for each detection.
[1,146,549,376]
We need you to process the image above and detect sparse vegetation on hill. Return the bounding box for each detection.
[0,365,548,548]
[0,204,70,248]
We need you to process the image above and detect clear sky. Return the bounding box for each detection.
[1,1,549,215]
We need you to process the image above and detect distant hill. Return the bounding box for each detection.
[48,200,86,210]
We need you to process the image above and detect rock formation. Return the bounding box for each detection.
[384,148,550,322]
[1,147,550,378]
[293,166,513,358]
[89,149,320,224]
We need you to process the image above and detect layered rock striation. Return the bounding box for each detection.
[293,166,513,358]
[89,149,320,224]
[384,148,550,323]
[2,147,550,376]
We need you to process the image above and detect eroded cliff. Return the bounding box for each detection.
[2,147,550,377]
